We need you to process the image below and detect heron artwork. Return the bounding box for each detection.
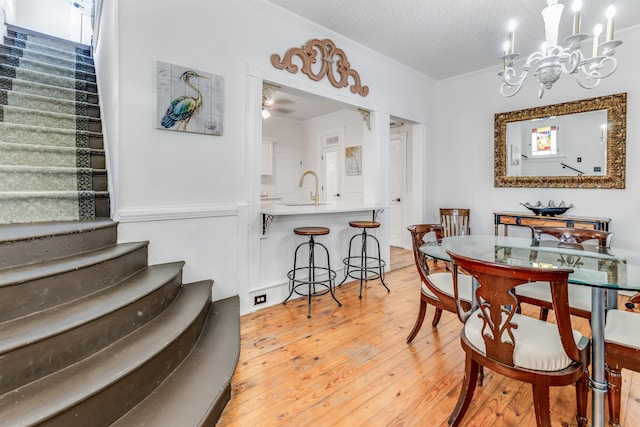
[160,70,209,132]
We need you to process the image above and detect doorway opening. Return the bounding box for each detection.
[389,117,417,271]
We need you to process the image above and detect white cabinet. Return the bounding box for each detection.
[261,138,274,175]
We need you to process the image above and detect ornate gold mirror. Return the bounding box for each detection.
[494,93,626,188]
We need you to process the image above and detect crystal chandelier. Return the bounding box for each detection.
[499,0,622,98]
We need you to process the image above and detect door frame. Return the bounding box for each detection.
[389,131,408,248]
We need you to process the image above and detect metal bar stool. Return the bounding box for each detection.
[339,221,390,298]
[283,226,341,318]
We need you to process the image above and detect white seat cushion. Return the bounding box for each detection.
[517,281,592,312]
[422,272,473,302]
[605,309,640,348]
[465,309,585,371]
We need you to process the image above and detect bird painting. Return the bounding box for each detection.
[160,70,209,131]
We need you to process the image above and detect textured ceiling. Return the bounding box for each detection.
[268,0,640,80]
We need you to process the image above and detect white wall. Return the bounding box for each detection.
[302,109,365,203]
[95,0,435,314]
[261,115,304,199]
[0,0,14,30]
[433,26,640,249]
[14,0,83,41]
[262,109,366,202]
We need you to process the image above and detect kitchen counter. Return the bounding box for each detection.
[260,201,387,235]
[260,200,386,216]
[256,200,391,307]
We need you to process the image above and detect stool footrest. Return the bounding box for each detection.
[342,256,387,270]
[286,267,336,291]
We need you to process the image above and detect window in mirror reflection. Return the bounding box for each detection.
[531,125,558,157]
[506,109,606,177]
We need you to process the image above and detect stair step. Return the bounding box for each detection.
[4,35,93,63]
[0,88,100,117]
[0,262,185,395]
[6,25,92,55]
[0,53,96,83]
[0,219,116,267]
[0,63,97,93]
[0,240,148,323]
[0,280,212,426]
[0,76,99,104]
[0,165,107,192]
[0,105,102,132]
[0,190,110,224]
[0,44,95,73]
[0,122,103,149]
[0,141,105,168]
[113,296,240,426]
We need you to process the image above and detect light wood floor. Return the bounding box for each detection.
[218,249,640,426]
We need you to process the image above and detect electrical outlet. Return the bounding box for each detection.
[594,166,602,172]
[577,157,582,162]
[254,294,267,305]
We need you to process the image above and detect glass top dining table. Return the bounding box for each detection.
[420,235,640,427]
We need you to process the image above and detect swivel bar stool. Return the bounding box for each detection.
[339,221,390,298]
[283,226,341,318]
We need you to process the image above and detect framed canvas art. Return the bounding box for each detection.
[345,146,362,176]
[156,61,224,135]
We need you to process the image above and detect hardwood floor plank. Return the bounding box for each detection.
[218,261,639,426]
[324,319,465,425]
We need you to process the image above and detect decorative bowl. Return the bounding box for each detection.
[520,200,573,217]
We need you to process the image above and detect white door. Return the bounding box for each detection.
[321,146,341,203]
[389,133,407,247]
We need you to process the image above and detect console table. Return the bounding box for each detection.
[494,211,610,236]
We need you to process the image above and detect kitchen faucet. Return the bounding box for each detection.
[299,170,319,206]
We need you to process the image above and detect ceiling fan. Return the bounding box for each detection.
[264,96,296,115]
[262,83,297,119]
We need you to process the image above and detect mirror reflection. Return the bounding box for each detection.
[506,109,607,177]
[494,93,626,189]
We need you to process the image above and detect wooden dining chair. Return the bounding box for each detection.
[516,226,615,320]
[440,208,470,237]
[406,224,473,343]
[604,308,640,427]
[446,252,590,427]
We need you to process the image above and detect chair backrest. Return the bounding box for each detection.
[531,226,614,249]
[407,224,444,282]
[440,208,470,237]
[448,251,580,367]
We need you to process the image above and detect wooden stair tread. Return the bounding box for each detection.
[0,240,147,285]
[0,280,212,425]
[112,296,240,426]
[0,262,185,353]
[0,218,114,243]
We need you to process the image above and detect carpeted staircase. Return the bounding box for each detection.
[0,25,240,426]
[0,24,107,224]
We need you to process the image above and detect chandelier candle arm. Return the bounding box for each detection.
[593,24,602,57]
[572,0,581,35]
[508,20,516,54]
[541,0,563,48]
[606,5,616,42]
[499,0,622,98]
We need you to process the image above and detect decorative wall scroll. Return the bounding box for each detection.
[271,38,369,97]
